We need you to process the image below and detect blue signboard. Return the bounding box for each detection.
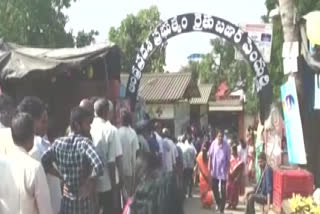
[281,77,307,164]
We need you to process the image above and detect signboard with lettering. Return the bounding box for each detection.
[126,13,272,122]
[235,24,273,63]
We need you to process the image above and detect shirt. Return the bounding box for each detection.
[208,139,230,180]
[118,126,139,177]
[137,134,150,154]
[91,118,118,192]
[257,165,273,200]
[0,146,53,214]
[42,134,104,214]
[113,122,123,185]
[237,144,248,174]
[163,137,178,172]
[160,136,171,171]
[154,132,168,167]
[29,136,62,214]
[0,127,14,155]
[181,141,197,169]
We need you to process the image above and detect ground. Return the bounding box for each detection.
[184,186,270,214]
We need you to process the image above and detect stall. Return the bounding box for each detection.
[0,39,121,135]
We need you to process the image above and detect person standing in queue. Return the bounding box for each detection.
[42,107,103,214]
[208,129,230,214]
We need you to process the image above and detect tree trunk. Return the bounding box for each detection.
[279,0,320,186]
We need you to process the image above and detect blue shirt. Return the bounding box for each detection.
[258,165,273,200]
[208,139,230,180]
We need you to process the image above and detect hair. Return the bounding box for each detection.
[216,128,223,136]
[11,112,34,145]
[232,144,238,154]
[70,107,93,131]
[17,96,46,120]
[94,98,109,118]
[153,121,162,131]
[122,111,132,126]
[258,152,267,161]
[0,94,15,127]
[162,128,170,137]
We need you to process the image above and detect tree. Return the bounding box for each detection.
[180,38,258,113]
[108,6,165,73]
[0,0,99,49]
[75,30,99,48]
[267,0,320,186]
[0,0,74,47]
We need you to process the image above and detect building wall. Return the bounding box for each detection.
[146,104,175,119]
[199,104,208,128]
[174,101,190,137]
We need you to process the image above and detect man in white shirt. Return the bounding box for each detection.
[91,98,119,214]
[118,111,139,199]
[108,99,124,214]
[154,121,168,170]
[162,128,178,172]
[18,96,62,214]
[0,94,15,155]
[181,130,197,198]
[0,112,53,214]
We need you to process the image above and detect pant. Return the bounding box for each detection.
[245,193,267,214]
[212,178,226,213]
[98,191,113,214]
[123,175,134,200]
[183,168,194,197]
[114,184,122,214]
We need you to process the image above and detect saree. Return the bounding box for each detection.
[226,156,244,208]
[196,152,213,208]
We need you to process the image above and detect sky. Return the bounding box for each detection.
[65,0,267,72]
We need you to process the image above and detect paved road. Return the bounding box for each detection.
[184,187,264,214]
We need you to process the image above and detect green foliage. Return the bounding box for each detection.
[75,30,99,48]
[179,61,201,80]
[108,6,165,73]
[0,0,99,49]
[263,0,320,105]
[179,38,258,114]
[261,0,285,107]
[0,0,72,47]
[295,0,320,16]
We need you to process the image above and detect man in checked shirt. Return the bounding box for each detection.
[42,106,104,214]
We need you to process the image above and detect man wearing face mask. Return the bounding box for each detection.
[42,107,103,214]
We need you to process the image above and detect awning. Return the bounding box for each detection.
[0,38,120,80]
[121,72,200,103]
[209,99,243,112]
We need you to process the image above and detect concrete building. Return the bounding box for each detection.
[121,72,200,137]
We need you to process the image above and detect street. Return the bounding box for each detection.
[184,187,264,214]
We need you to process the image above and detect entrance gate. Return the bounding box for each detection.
[126,13,272,122]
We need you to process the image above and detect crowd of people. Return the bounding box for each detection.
[0,93,274,214]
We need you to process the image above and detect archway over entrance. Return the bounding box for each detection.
[126,13,272,122]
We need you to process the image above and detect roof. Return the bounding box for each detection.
[0,38,119,80]
[121,72,200,103]
[209,99,243,111]
[190,84,214,104]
